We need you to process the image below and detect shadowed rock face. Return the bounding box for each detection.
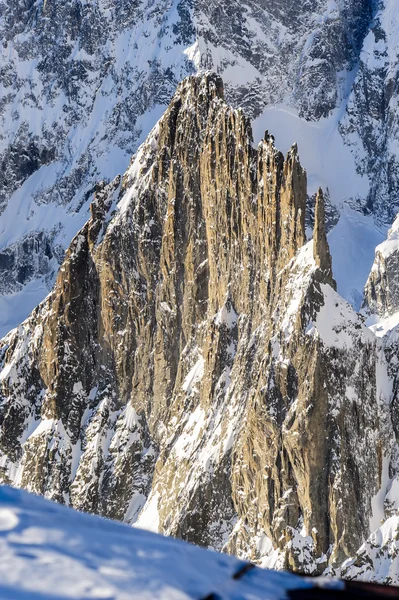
[313,188,336,290]
[0,74,393,575]
[363,215,399,318]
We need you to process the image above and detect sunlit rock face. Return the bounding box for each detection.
[364,216,399,318]
[1,74,398,580]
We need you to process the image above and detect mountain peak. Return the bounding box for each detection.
[0,73,394,580]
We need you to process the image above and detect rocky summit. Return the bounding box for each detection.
[1,73,399,582]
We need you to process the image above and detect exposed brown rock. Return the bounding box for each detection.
[363,216,399,317]
[0,73,388,576]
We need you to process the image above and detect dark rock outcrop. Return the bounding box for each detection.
[313,188,336,289]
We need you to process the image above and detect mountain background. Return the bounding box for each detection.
[0,70,398,581]
[1,0,399,336]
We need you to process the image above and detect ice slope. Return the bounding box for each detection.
[0,485,323,600]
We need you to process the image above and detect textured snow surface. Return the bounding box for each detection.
[367,312,399,338]
[315,283,375,350]
[374,215,399,262]
[0,485,323,600]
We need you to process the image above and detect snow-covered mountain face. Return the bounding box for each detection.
[0,0,196,335]
[2,73,399,581]
[1,0,399,334]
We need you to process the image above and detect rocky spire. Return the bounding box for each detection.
[257,138,307,279]
[313,187,336,289]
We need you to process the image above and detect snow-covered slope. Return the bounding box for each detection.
[1,0,399,333]
[253,0,399,309]
[339,515,399,585]
[0,484,322,599]
[0,0,196,336]
[3,2,399,584]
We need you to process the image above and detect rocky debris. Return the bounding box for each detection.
[0,74,397,579]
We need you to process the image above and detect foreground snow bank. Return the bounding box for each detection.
[0,485,322,599]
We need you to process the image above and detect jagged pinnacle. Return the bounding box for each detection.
[313,188,336,289]
[263,130,275,144]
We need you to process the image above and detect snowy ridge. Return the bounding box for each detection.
[339,516,399,585]
[374,215,399,262]
[0,485,321,600]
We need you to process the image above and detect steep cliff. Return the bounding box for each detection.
[0,74,397,577]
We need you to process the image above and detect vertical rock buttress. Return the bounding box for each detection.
[313,188,336,289]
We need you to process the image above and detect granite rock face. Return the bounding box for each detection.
[313,188,336,289]
[0,74,398,577]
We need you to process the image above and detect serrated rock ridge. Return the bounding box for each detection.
[1,74,399,581]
